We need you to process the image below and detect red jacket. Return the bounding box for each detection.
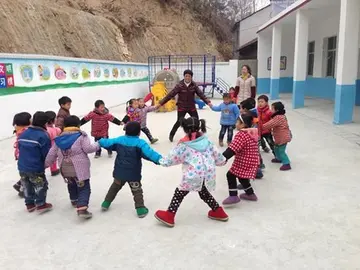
[257,105,273,135]
[82,109,116,138]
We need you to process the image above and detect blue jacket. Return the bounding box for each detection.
[18,126,51,173]
[99,135,162,182]
[211,103,240,126]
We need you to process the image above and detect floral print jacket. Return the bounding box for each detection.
[159,134,226,192]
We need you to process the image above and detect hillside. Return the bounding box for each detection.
[0,0,232,62]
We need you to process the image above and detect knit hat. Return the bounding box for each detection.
[125,121,141,136]
[32,111,49,128]
[183,69,193,77]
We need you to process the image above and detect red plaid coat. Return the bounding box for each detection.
[228,131,259,179]
[83,109,115,138]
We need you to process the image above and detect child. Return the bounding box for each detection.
[45,116,100,219]
[45,111,61,176]
[55,96,72,130]
[99,121,161,218]
[222,114,259,205]
[154,117,228,227]
[137,98,158,144]
[18,111,52,213]
[229,87,237,104]
[12,112,32,197]
[263,102,292,171]
[211,93,240,147]
[121,99,140,131]
[80,100,122,158]
[257,95,275,155]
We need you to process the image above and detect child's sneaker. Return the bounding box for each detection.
[154,210,175,227]
[26,204,36,213]
[263,147,270,153]
[101,201,111,211]
[222,196,240,206]
[271,158,282,163]
[71,200,77,208]
[260,163,266,169]
[255,168,263,179]
[208,207,229,222]
[280,164,291,171]
[78,209,93,219]
[51,169,60,176]
[219,141,224,147]
[94,153,101,159]
[37,203,53,214]
[239,193,258,201]
[150,138,159,144]
[13,183,21,193]
[136,207,149,218]
[18,191,24,198]
[108,152,113,158]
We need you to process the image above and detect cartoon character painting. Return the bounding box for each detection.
[120,68,126,78]
[127,67,132,77]
[20,65,34,83]
[133,69,138,77]
[54,65,67,80]
[104,68,110,78]
[82,67,91,79]
[94,66,101,78]
[71,66,79,80]
[112,68,119,78]
[38,65,50,81]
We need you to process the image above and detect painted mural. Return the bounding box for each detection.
[0,56,149,95]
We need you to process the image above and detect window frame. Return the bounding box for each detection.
[325,36,337,78]
[307,41,315,76]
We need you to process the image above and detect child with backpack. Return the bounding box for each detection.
[12,112,32,197]
[154,117,228,227]
[45,116,100,219]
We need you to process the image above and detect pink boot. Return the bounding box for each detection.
[239,193,258,201]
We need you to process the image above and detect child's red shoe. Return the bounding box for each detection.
[37,203,53,214]
[208,207,229,222]
[154,210,175,227]
[26,204,36,213]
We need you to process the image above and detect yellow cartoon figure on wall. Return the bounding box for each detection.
[112,68,119,78]
[38,65,50,81]
[82,67,91,79]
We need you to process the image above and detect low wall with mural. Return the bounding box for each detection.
[0,54,149,140]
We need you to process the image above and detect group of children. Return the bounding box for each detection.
[11,91,292,227]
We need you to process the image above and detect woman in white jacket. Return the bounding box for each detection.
[235,65,256,105]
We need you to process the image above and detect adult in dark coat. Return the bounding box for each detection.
[157,70,212,142]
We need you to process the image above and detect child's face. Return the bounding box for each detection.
[62,102,71,111]
[223,97,231,104]
[236,119,245,130]
[97,104,105,112]
[258,99,267,108]
[132,100,139,109]
[271,105,276,113]
[138,99,145,107]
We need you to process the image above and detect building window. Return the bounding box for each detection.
[307,41,315,76]
[326,36,337,77]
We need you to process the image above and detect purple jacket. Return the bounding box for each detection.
[45,131,99,181]
[139,106,156,128]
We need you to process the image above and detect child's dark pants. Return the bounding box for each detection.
[66,178,91,209]
[219,125,235,143]
[141,127,154,141]
[260,133,275,155]
[94,136,112,156]
[20,172,48,206]
[167,183,220,213]
[226,171,254,196]
[105,179,145,209]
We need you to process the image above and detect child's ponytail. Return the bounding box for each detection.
[199,119,207,134]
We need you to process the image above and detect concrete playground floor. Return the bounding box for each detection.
[0,97,360,270]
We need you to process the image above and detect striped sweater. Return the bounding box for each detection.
[263,115,291,145]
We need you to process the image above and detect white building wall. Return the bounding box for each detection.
[238,6,272,48]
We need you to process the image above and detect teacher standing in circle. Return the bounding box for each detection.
[157,69,211,142]
[235,65,256,105]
